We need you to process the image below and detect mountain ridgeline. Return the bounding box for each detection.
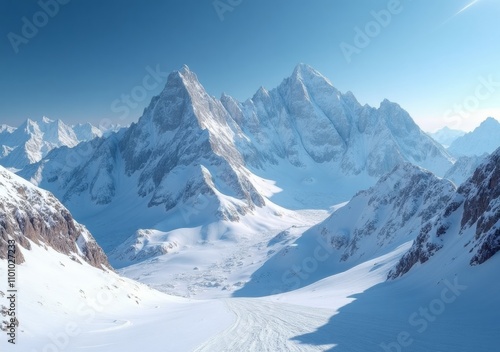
[19,64,453,249]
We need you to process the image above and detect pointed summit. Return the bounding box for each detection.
[289,63,333,86]
[480,116,500,127]
[292,63,318,76]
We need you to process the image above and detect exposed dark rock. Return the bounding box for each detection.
[0,167,111,270]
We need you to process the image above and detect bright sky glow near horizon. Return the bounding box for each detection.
[1,0,499,132]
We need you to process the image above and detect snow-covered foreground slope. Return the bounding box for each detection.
[271,245,500,351]
[0,243,233,352]
[0,117,102,170]
[0,167,233,352]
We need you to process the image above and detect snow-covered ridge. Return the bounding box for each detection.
[389,146,500,278]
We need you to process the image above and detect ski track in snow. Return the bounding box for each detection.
[194,298,335,352]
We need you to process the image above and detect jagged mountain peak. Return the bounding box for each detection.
[285,63,336,92]
[292,63,326,80]
[480,116,500,127]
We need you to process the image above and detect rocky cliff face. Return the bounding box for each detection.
[0,166,110,269]
[388,147,500,278]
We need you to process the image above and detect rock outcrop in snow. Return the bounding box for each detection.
[0,166,110,269]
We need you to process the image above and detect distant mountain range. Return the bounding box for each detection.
[0,117,103,170]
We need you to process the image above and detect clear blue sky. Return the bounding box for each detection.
[1,0,499,131]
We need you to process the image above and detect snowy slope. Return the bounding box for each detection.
[0,243,233,352]
[0,117,101,169]
[448,117,500,156]
[443,154,487,186]
[235,163,456,296]
[428,126,465,148]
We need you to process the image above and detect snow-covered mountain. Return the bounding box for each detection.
[223,64,453,177]
[0,117,102,170]
[389,146,500,278]
[235,163,456,296]
[19,64,453,252]
[447,117,500,156]
[428,126,465,148]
